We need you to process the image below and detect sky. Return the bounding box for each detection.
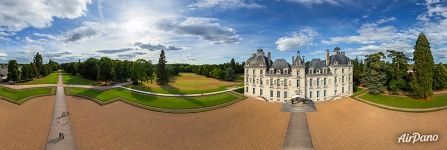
[0,0,446,64]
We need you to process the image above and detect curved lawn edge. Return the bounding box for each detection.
[352,93,447,112]
[0,87,56,105]
[65,87,247,113]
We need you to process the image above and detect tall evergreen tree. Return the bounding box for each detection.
[361,52,387,94]
[33,52,43,77]
[7,60,20,83]
[433,63,447,90]
[352,56,364,85]
[156,50,169,85]
[98,57,115,85]
[411,33,434,99]
[230,58,236,70]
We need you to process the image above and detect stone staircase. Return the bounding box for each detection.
[282,101,317,112]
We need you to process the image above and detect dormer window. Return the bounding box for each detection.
[276,70,281,74]
[309,69,313,74]
[317,69,320,74]
[284,69,288,74]
[260,63,264,66]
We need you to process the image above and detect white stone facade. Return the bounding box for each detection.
[244,47,353,102]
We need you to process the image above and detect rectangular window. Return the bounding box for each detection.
[310,91,312,98]
[284,79,287,87]
[297,80,300,87]
[335,90,337,95]
[260,70,263,74]
[270,79,273,86]
[253,88,255,94]
[277,91,280,98]
[260,78,263,85]
[335,78,337,84]
[324,90,327,97]
[260,89,263,95]
[309,79,313,86]
[342,87,345,93]
[277,79,280,86]
[317,78,319,86]
[284,91,287,98]
[270,90,273,97]
[317,91,320,98]
[297,70,300,76]
[324,78,327,86]
[342,76,345,83]
[246,87,248,92]
[342,69,345,73]
[252,70,255,74]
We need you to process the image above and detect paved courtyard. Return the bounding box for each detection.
[307,97,447,150]
[0,96,54,149]
[66,97,290,150]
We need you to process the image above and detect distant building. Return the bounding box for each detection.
[0,64,7,82]
[244,47,353,102]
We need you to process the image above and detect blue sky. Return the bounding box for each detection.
[0,0,446,64]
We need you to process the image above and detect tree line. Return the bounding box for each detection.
[62,50,172,85]
[353,33,447,99]
[176,58,244,81]
[7,52,59,83]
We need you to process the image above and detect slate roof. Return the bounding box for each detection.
[272,59,290,70]
[329,54,350,65]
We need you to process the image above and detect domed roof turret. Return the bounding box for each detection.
[246,49,272,67]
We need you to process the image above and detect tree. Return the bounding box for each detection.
[146,61,154,82]
[225,68,236,81]
[131,59,148,84]
[20,65,31,81]
[80,58,99,80]
[386,50,410,93]
[361,52,387,94]
[7,60,20,83]
[352,57,364,86]
[230,58,236,70]
[411,33,434,99]
[156,50,169,85]
[433,63,447,90]
[33,52,43,77]
[98,57,115,85]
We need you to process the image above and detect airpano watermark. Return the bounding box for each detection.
[397,133,439,144]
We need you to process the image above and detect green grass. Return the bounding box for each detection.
[128,73,242,94]
[68,87,240,109]
[62,73,95,85]
[19,72,58,85]
[359,93,447,109]
[0,86,54,101]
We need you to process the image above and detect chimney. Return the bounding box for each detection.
[268,52,271,60]
[326,49,330,65]
[292,56,295,64]
[252,53,256,57]
[302,56,305,63]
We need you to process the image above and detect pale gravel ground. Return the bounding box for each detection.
[307,97,447,150]
[66,96,290,150]
[0,96,54,149]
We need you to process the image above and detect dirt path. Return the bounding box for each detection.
[307,97,447,150]
[66,97,290,150]
[0,96,54,149]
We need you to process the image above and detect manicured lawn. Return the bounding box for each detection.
[0,86,54,101]
[359,93,447,109]
[18,72,58,85]
[68,87,240,109]
[63,73,95,85]
[128,73,242,94]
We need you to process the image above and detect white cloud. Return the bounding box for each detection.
[188,0,263,9]
[0,51,7,57]
[162,17,241,44]
[275,27,318,51]
[0,0,91,32]
[286,0,347,6]
[377,17,396,24]
[62,22,104,42]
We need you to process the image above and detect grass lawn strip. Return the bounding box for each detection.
[0,86,55,104]
[128,73,242,94]
[67,87,244,112]
[18,72,58,85]
[62,73,95,85]
[354,93,447,112]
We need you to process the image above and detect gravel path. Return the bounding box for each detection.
[307,97,447,150]
[0,96,54,149]
[66,97,290,150]
[45,71,76,150]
